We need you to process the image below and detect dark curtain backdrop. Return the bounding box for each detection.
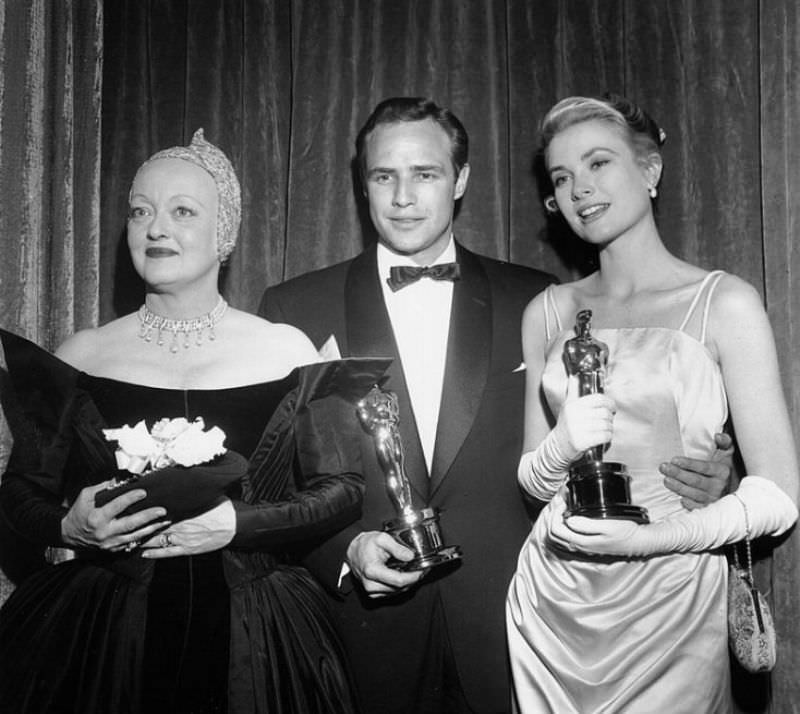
[100,0,776,319]
[0,0,102,346]
[99,2,800,712]
[0,0,794,710]
[0,0,103,601]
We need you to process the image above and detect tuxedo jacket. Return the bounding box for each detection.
[259,242,555,713]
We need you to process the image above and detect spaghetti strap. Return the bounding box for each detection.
[699,272,726,344]
[542,285,563,342]
[678,270,726,344]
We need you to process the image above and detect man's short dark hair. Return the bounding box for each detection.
[355,97,469,185]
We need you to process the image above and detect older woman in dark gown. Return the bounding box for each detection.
[0,131,382,714]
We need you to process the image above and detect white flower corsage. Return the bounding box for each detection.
[103,417,227,475]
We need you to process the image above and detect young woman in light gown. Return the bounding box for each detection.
[506,95,799,714]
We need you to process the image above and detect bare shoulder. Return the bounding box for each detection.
[709,272,765,321]
[706,272,772,360]
[56,328,100,368]
[521,289,557,358]
[55,316,136,370]
[524,279,586,328]
[521,290,547,329]
[227,310,319,365]
[261,322,320,363]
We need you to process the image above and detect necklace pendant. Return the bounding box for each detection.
[137,297,228,352]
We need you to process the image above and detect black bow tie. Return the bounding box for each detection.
[387,262,461,292]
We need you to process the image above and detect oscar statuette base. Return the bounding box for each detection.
[565,461,649,524]
[384,507,463,572]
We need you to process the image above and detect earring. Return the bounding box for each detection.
[544,196,559,214]
[648,186,657,199]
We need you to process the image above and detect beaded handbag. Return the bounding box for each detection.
[727,495,776,673]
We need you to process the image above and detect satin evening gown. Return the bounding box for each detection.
[0,330,382,714]
[507,272,733,714]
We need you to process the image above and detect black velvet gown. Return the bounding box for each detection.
[0,330,385,714]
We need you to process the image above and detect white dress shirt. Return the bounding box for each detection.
[377,238,456,474]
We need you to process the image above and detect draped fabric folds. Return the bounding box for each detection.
[0,0,799,711]
[0,0,102,606]
[759,4,800,714]
[99,1,783,315]
[0,0,102,347]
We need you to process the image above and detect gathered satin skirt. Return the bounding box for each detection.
[506,512,731,714]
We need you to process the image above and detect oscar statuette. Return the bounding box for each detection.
[357,385,462,571]
[563,309,649,523]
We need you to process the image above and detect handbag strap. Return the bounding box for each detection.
[733,492,766,633]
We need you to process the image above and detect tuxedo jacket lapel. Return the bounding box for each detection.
[430,244,491,494]
[345,247,430,503]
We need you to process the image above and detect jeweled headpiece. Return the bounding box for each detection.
[139,129,241,261]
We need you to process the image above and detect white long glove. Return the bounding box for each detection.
[518,392,615,501]
[547,475,798,558]
[517,426,574,500]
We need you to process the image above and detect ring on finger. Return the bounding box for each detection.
[124,540,139,552]
[159,532,173,548]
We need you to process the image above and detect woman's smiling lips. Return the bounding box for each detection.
[145,247,179,258]
[577,203,609,222]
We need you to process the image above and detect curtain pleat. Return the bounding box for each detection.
[629,2,763,290]
[507,0,627,277]
[282,0,512,278]
[0,0,102,347]
[0,0,103,602]
[100,0,292,317]
[760,2,800,711]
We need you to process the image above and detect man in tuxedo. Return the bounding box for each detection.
[259,97,730,714]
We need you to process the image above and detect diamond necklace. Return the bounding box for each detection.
[137,296,228,353]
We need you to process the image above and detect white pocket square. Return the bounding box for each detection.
[318,334,342,360]
[512,362,526,373]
